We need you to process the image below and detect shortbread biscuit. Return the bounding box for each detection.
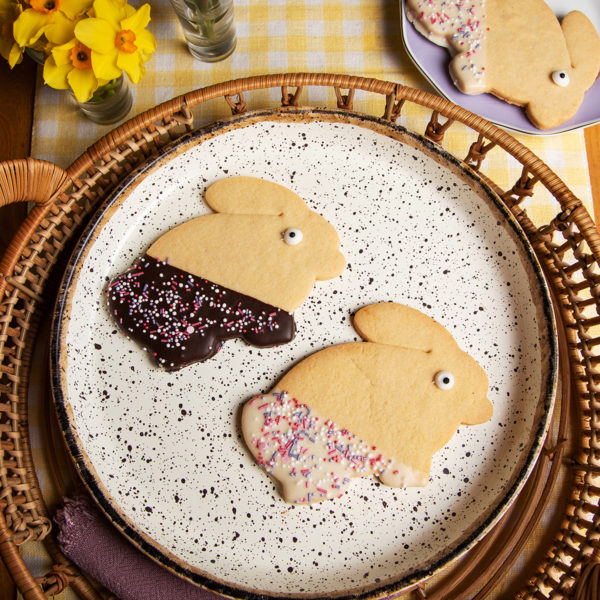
[405,0,600,129]
[242,303,492,503]
[107,177,345,370]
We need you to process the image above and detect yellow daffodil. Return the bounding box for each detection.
[13,0,92,48]
[0,0,23,67]
[75,0,155,84]
[43,36,106,101]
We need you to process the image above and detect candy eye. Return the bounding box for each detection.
[434,371,454,390]
[551,70,570,87]
[282,228,303,245]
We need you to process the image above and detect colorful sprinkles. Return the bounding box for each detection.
[406,0,487,86]
[244,391,400,504]
[106,255,295,371]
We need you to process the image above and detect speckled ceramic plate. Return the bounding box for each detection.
[51,108,557,599]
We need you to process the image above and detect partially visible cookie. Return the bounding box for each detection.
[405,0,600,129]
[242,303,492,504]
[107,177,345,370]
[405,0,488,94]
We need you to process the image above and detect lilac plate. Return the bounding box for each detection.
[400,0,600,135]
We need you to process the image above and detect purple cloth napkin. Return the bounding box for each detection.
[55,495,223,600]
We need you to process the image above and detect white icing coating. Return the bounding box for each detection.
[241,392,428,504]
[405,0,488,94]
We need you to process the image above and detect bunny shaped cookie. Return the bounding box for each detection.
[107,176,345,370]
[405,0,600,130]
[242,303,492,504]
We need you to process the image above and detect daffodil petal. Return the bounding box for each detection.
[93,0,125,28]
[45,10,76,44]
[121,3,150,33]
[43,55,72,89]
[60,0,93,19]
[116,49,142,83]
[67,65,98,101]
[8,44,24,68]
[134,28,156,61]
[51,37,76,66]
[13,9,49,46]
[90,48,120,79]
[75,17,117,53]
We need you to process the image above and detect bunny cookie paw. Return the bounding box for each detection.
[405,0,600,130]
[242,303,492,504]
[107,176,345,371]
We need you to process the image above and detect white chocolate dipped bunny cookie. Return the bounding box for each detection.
[405,0,600,129]
[242,303,492,504]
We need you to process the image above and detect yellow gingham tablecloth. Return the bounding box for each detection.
[22,0,594,598]
[31,0,595,221]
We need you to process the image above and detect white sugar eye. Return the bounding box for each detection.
[282,228,303,245]
[434,371,454,390]
[552,70,570,87]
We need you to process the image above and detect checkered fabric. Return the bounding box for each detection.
[21,0,594,598]
[30,0,594,228]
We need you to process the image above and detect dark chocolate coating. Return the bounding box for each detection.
[106,255,296,371]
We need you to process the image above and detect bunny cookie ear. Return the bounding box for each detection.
[527,10,600,129]
[205,176,308,217]
[561,11,600,89]
[353,303,457,352]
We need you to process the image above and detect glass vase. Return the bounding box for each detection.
[76,76,133,125]
[168,0,237,62]
[25,49,133,124]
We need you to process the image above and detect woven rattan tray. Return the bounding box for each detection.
[1,73,599,600]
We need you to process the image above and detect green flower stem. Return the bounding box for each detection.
[182,0,225,38]
[89,78,121,103]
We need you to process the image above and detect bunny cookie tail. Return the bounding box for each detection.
[405,0,488,94]
[242,392,358,504]
[107,255,295,371]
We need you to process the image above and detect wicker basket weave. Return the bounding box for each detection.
[1,73,599,600]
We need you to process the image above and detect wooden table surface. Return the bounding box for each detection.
[0,55,599,599]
